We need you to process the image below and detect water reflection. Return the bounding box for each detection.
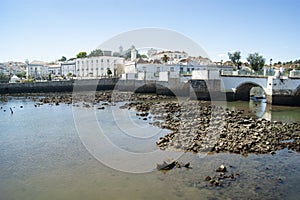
[249,99,267,118]
[227,99,300,123]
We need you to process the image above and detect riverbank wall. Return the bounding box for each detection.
[0,78,118,94]
[1,78,300,106]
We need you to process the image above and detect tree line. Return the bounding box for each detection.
[74,46,147,60]
[228,51,265,71]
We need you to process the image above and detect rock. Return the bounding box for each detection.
[183,162,190,168]
[157,161,176,171]
[205,176,211,181]
[97,107,105,110]
[216,165,227,172]
[214,180,221,186]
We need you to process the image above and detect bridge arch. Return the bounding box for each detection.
[293,85,300,96]
[235,82,266,101]
[292,85,300,104]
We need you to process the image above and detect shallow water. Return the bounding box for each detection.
[0,97,299,200]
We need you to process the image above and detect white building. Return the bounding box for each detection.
[122,58,208,81]
[9,74,20,83]
[47,63,61,77]
[26,61,48,79]
[76,56,124,78]
[149,50,188,63]
[147,48,157,58]
[61,61,76,77]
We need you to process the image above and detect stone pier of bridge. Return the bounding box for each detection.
[190,69,300,106]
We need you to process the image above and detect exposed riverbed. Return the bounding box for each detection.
[0,92,299,199]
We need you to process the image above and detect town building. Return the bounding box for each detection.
[147,48,157,58]
[122,57,210,81]
[1,62,26,75]
[9,74,20,83]
[61,61,76,77]
[76,56,124,78]
[26,60,48,79]
[47,63,61,77]
[0,63,10,75]
[149,50,188,63]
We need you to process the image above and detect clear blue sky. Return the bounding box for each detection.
[1,0,299,63]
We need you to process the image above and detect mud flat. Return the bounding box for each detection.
[6,91,299,154]
[125,100,300,155]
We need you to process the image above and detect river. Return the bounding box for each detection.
[0,96,299,200]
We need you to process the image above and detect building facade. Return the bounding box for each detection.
[61,61,76,77]
[26,61,48,79]
[149,50,188,62]
[48,64,61,77]
[76,56,124,78]
[123,60,208,81]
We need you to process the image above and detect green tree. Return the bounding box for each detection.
[161,54,169,63]
[0,73,10,83]
[58,56,67,62]
[88,49,103,57]
[113,52,122,57]
[123,45,137,60]
[68,57,76,61]
[247,53,265,71]
[228,51,242,69]
[16,72,26,79]
[76,52,87,58]
[138,54,148,59]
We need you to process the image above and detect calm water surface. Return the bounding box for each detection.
[0,97,299,200]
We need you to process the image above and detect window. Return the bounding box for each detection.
[157,67,160,72]
[101,59,103,63]
[96,60,98,63]
[170,67,174,72]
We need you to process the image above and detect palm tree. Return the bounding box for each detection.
[161,54,169,63]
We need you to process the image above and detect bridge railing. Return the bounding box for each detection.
[289,70,300,78]
[220,70,275,77]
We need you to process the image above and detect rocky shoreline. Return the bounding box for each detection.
[3,92,300,154]
[124,98,300,155]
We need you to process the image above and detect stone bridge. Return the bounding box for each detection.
[191,72,300,106]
